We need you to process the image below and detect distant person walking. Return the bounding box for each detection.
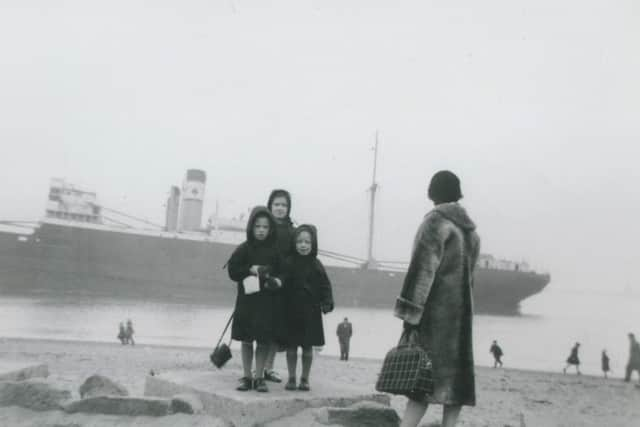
[563,342,581,375]
[624,333,640,383]
[601,350,610,379]
[125,319,135,346]
[117,322,126,345]
[394,171,481,427]
[490,340,504,368]
[336,317,353,361]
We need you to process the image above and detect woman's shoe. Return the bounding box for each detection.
[264,370,282,383]
[236,377,253,392]
[298,378,310,391]
[284,378,297,391]
[254,378,269,392]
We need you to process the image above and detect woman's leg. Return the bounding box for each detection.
[301,346,313,381]
[241,342,254,379]
[442,404,461,427]
[399,398,428,427]
[264,344,278,376]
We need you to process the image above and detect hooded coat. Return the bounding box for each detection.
[283,224,334,347]
[394,202,480,406]
[267,189,296,258]
[227,206,287,344]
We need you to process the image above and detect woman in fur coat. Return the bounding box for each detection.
[394,171,480,427]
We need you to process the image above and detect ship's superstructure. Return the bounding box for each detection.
[165,186,180,232]
[46,178,102,224]
[179,169,206,231]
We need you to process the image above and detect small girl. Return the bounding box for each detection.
[283,224,334,391]
[227,206,286,392]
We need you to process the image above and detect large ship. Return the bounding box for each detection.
[0,155,550,314]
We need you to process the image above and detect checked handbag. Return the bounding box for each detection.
[375,328,433,399]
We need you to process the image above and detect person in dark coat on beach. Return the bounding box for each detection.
[262,189,296,384]
[394,171,481,427]
[490,340,503,368]
[125,319,135,345]
[227,206,286,392]
[624,333,640,383]
[337,318,353,361]
[117,322,126,345]
[283,224,334,392]
[563,342,581,375]
[601,350,610,378]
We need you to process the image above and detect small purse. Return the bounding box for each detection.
[375,328,433,400]
[210,313,234,368]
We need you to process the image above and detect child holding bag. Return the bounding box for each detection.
[227,206,286,392]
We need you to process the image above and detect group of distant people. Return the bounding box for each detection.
[488,334,640,382]
[116,319,135,345]
[561,333,640,382]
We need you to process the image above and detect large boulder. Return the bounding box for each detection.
[78,374,129,398]
[64,396,171,416]
[0,380,72,411]
[325,400,400,427]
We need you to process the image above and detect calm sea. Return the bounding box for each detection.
[0,290,638,376]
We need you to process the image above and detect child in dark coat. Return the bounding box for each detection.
[283,224,334,391]
[227,206,286,392]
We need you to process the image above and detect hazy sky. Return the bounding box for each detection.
[1,1,639,292]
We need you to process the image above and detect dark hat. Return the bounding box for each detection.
[428,170,462,203]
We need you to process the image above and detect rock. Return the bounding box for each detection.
[64,396,171,416]
[0,362,49,381]
[0,380,72,411]
[171,393,204,414]
[325,400,400,427]
[78,374,129,398]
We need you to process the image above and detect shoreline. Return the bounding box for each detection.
[1,336,639,426]
[0,336,626,381]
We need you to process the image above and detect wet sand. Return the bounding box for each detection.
[0,337,639,426]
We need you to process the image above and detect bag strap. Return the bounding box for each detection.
[397,328,419,348]
[216,312,234,348]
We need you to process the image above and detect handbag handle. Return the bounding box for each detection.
[216,312,234,348]
[398,327,419,348]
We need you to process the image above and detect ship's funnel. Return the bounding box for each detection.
[179,169,206,231]
[165,186,180,232]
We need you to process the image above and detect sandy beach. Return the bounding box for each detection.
[1,337,639,426]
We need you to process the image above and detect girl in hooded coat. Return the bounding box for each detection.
[263,189,296,383]
[283,224,334,391]
[227,206,287,392]
[394,171,480,427]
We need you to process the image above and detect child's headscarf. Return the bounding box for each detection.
[245,206,277,244]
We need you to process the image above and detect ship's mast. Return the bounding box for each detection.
[366,131,379,268]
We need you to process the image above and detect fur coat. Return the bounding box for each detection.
[394,202,480,406]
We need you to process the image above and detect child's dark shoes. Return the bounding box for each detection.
[255,378,269,392]
[298,378,310,391]
[236,377,253,391]
[285,378,297,390]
